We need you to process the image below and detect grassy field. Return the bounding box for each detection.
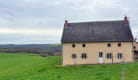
[0,53,138,80]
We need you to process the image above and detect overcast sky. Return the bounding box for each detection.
[0,0,138,44]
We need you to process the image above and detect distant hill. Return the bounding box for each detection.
[0,44,61,56]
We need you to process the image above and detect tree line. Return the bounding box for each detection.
[0,44,61,57]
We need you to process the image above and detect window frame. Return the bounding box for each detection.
[107,43,111,47]
[118,43,121,47]
[118,53,122,59]
[107,53,112,59]
[72,44,76,48]
[99,52,103,57]
[82,43,86,48]
[133,46,136,49]
[72,54,77,59]
[81,53,87,59]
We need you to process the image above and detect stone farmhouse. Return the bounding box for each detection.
[61,16,134,65]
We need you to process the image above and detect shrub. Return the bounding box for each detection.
[40,53,48,57]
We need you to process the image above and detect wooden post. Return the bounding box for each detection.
[112,54,113,64]
[121,58,125,80]
[75,59,76,65]
[121,67,125,80]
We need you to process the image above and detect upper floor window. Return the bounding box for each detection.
[118,53,122,59]
[72,44,76,48]
[82,44,86,47]
[107,43,111,47]
[107,53,112,59]
[133,46,136,49]
[72,54,77,59]
[81,53,87,59]
[118,43,121,47]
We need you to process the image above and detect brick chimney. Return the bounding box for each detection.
[64,20,68,27]
[124,16,129,24]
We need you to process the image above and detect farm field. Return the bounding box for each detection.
[0,53,138,80]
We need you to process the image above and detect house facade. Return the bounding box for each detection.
[133,42,138,61]
[61,16,134,65]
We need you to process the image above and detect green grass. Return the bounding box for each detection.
[0,53,138,80]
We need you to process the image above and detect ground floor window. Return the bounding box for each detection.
[72,54,76,59]
[118,53,122,59]
[82,53,87,59]
[71,53,123,60]
[107,53,112,59]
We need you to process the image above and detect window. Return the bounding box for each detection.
[107,43,111,47]
[72,44,76,48]
[99,52,103,57]
[118,53,122,59]
[133,46,136,49]
[82,44,86,47]
[107,53,112,59]
[72,54,77,59]
[118,43,121,47]
[81,53,87,59]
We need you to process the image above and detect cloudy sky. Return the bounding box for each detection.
[0,0,137,44]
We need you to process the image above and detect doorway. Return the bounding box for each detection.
[99,52,104,63]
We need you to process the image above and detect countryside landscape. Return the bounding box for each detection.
[0,0,138,80]
[0,44,137,80]
[0,53,138,80]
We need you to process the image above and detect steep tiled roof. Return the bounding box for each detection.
[61,20,133,43]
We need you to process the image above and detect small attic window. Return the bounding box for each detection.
[133,46,136,49]
[82,44,86,47]
[107,43,111,47]
[72,44,76,48]
[118,43,121,47]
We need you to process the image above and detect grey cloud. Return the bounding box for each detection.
[0,0,137,44]
[0,34,60,44]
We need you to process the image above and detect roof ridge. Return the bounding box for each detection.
[69,20,124,24]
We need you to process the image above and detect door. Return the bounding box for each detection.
[99,52,103,63]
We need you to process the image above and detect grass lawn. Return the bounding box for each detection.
[0,53,138,80]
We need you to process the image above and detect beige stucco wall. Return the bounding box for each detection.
[62,42,133,65]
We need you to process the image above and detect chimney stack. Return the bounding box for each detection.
[64,20,68,27]
[124,16,129,24]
